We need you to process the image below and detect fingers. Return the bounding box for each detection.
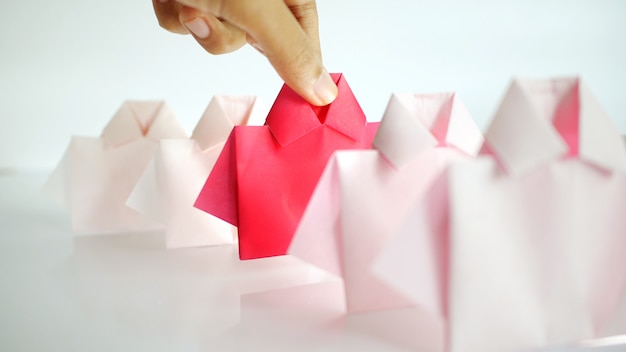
[179,7,247,54]
[248,0,336,106]
[177,0,337,106]
[153,0,247,54]
[152,0,188,34]
[284,0,321,56]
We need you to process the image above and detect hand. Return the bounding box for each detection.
[153,0,338,106]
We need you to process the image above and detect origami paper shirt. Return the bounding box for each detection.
[43,101,188,233]
[288,92,483,313]
[375,77,626,352]
[126,96,266,248]
[194,73,379,260]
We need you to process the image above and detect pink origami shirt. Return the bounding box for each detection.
[194,73,379,260]
[375,78,626,352]
[126,96,266,248]
[288,92,483,314]
[43,101,188,234]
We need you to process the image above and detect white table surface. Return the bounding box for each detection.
[1,172,625,352]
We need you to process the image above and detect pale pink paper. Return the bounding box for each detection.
[43,101,188,233]
[126,96,266,248]
[447,158,626,352]
[375,78,626,352]
[372,168,453,320]
[484,78,626,175]
[289,93,482,314]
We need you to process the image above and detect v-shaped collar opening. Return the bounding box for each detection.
[483,77,626,175]
[265,73,368,147]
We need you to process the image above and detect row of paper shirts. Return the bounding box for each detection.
[43,74,626,352]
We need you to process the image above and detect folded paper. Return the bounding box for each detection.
[43,101,188,233]
[483,77,626,175]
[126,96,266,248]
[374,77,626,352]
[194,73,379,260]
[288,92,482,314]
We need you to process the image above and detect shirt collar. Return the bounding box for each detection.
[265,73,367,147]
[483,77,626,175]
[191,96,263,151]
[101,101,187,148]
[373,93,483,169]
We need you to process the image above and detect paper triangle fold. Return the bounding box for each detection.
[484,78,626,175]
[101,101,187,148]
[266,73,367,146]
[192,96,262,151]
[374,93,482,169]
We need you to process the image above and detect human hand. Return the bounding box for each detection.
[153,0,338,106]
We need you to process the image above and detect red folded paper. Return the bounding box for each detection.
[195,73,379,259]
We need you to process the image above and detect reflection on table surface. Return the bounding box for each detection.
[1,173,624,352]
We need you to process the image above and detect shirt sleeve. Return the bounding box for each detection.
[194,129,239,226]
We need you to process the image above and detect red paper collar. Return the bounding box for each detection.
[265,73,368,147]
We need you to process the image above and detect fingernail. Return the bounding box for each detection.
[312,70,338,105]
[184,18,210,39]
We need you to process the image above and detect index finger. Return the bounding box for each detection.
[284,0,321,55]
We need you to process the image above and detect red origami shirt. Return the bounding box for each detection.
[195,73,379,259]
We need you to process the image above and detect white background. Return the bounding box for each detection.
[1,0,625,171]
[2,2,626,351]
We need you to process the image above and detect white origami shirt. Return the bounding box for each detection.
[375,78,626,352]
[43,101,188,233]
[127,96,266,248]
[289,92,483,314]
